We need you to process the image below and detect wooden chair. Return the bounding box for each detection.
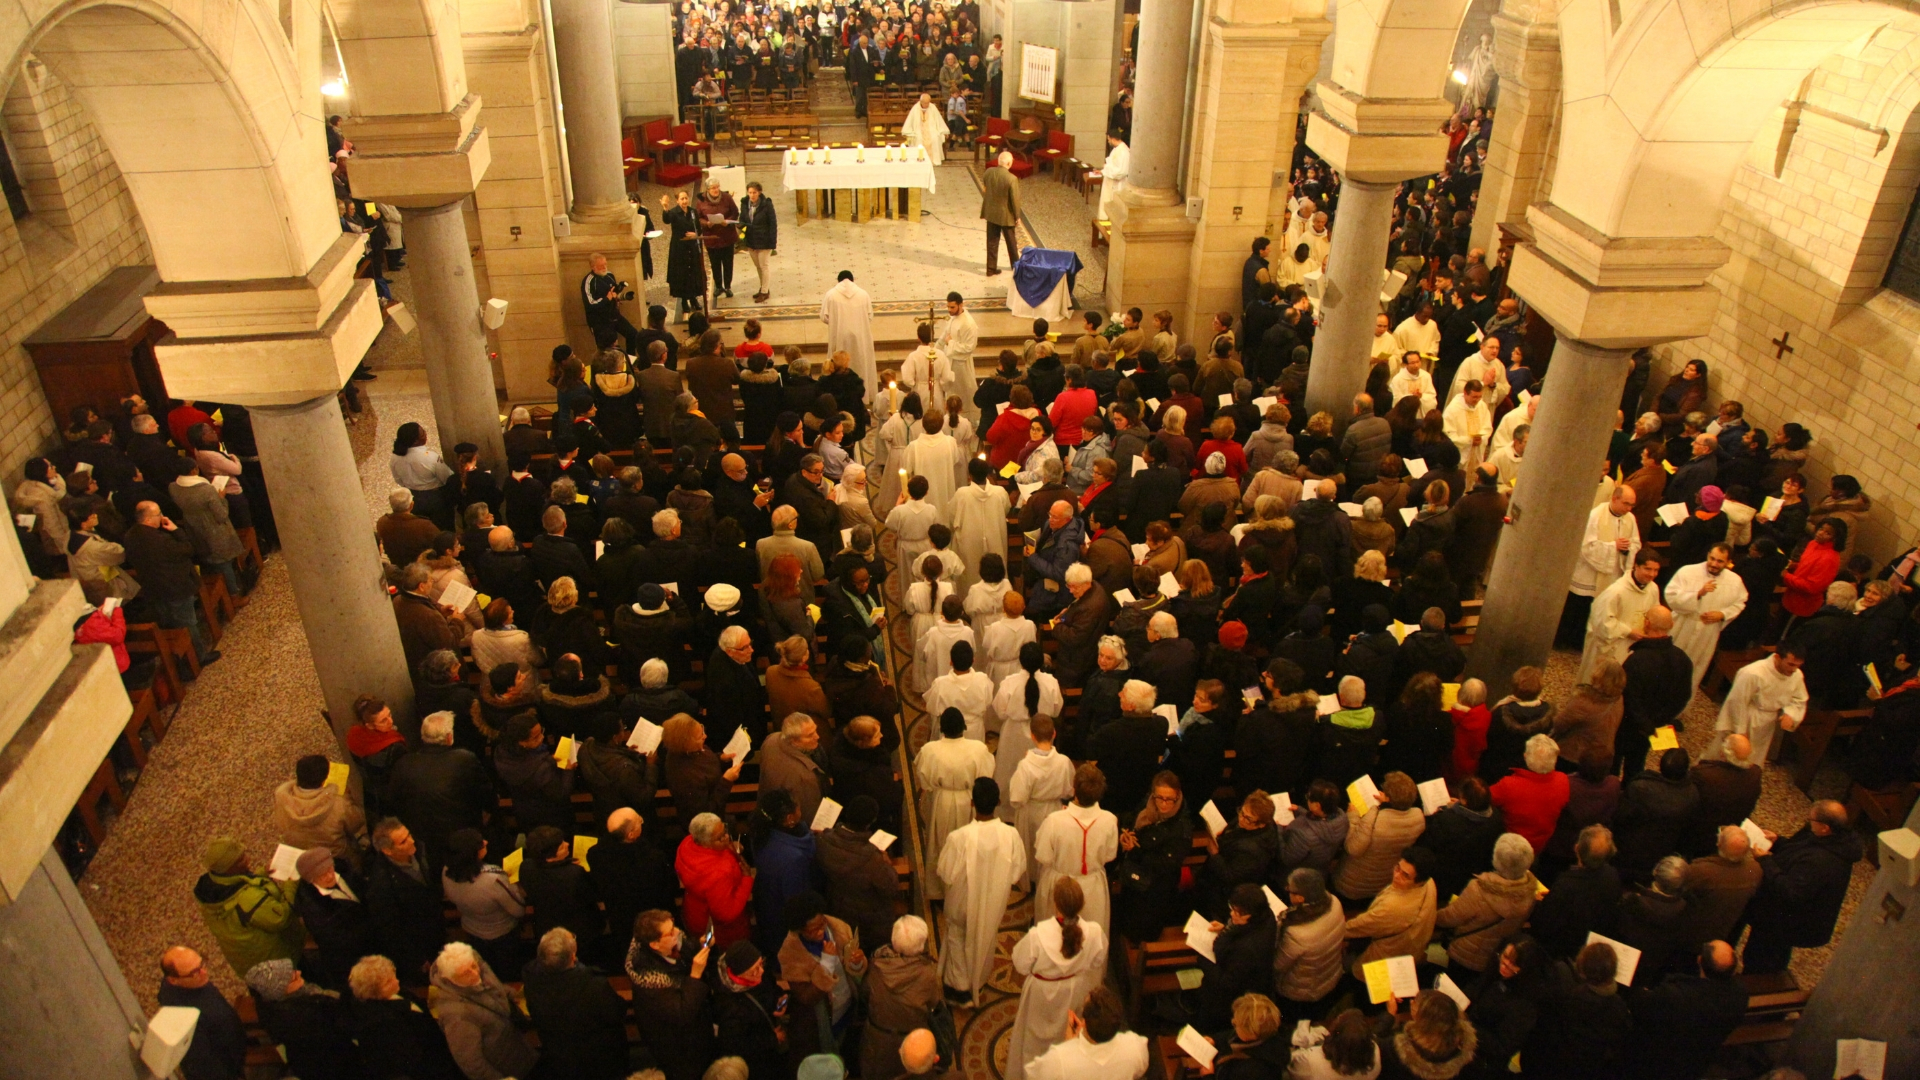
[121,686,167,768]
[125,622,194,701]
[72,758,126,846]
[235,526,264,575]
[198,571,236,645]
[1783,707,1872,790]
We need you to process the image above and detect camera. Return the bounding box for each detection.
[616,281,636,302]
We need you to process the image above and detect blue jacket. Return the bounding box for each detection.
[752,827,819,953]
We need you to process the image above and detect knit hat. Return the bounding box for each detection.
[201,836,246,874]
[706,582,742,613]
[1218,621,1249,650]
[636,583,668,615]
[798,1055,847,1080]
[295,848,335,881]
[245,959,298,1002]
[1697,485,1725,514]
[723,939,762,976]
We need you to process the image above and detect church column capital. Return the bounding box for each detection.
[1304,82,1456,184]
[340,94,492,207]
[1508,203,1731,349]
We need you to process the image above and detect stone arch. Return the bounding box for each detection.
[19,0,339,283]
[1329,0,1481,99]
[325,0,467,116]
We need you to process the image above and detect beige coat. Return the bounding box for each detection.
[271,781,368,864]
[981,166,1021,227]
[1273,901,1347,1003]
[1344,879,1437,976]
[1434,871,1539,972]
[1335,805,1425,899]
[778,913,868,999]
[68,533,141,605]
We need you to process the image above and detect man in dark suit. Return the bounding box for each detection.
[530,505,595,592]
[981,151,1022,273]
[784,453,842,560]
[848,33,881,116]
[521,927,630,1079]
[475,525,542,617]
[1087,677,1172,814]
[1623,941,1749,1080]
[1741,799,1863,973]
[123,500,217,664]
[1119,438,1183,543]
[362,819,448,984]
[1049,565,1111,689]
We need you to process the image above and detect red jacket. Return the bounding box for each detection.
[74,607,129,672]
[1448,704,1490,783]
[984,408,1039,467]
[675,834,753,948]
[1047,387,1099,448]
[1780,539,1839,618]
[1193,438,1249,480]
[1490,767,1569,854]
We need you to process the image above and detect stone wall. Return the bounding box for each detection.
[614,2,679,125]
[0,60,149,479]
[1649,28,1920,562]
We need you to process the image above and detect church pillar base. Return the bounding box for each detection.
[555,210,646,361]
[1105,202,1196,328]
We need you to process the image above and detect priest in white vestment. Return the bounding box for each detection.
[1447,337,1511,406]
[901,94,951,165]
[1490,392,1539,457]
[1393,307,1441,356]
[1441,381,1494,474]
[1580,552,1662,683]
[938,295,980,420]
[948,462,1011,593]
[938,777,1025,1003]
[820,271,878,403]
[1572,485,1641,604]
[1387,353,1438,417]
[1665,547,1749,692]
[1097,133,1130,224]
[1371,313,1401,364]
[900,412,962,509]
[1711,650,1808,765]
[926,641,996,741]
[1009,717,1074,888]
[915,714,996,899]
[1031,767,1118,933]
[1006,879,1109,1080]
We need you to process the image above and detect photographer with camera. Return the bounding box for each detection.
[580,252,643,356]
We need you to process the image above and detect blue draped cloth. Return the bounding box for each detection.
[1012,247,1083,308]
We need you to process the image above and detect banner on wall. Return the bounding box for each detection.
[1019,43,1058,104]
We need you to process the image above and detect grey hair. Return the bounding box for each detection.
[1337,675,1365,707]
[772,504,798,529]
[388,487,414,513]
[1362,496,1383,522]
[1205,451,1227,476]
[1064,562,1092,587]
[419,711,455,745]
[1276,449,1300,472]
[432,941,479,981]
[704,1059,750,1080]
[1286,866,1327,906]
[1458,678,1487,707]
[998,150,1014,166]
[719,625,752,651]
[549,477,577,502]
[1233,378,1252,398]
[689,812,728,847]
[1120,679,1157,712]
[653,507,681,538]
[536,927,576,969]
[781,712,815,737]
[1149,611,1178,636]
[1684,410,1709,430]
[641,658,670,689]
[1652,854,1688,893]
[1636,411,1661,432]
[421,649,459,684]
[1825,580,1857,608]
[1041,456,1064,483]
[800,452,824,471]
[1097,635,1128,668]
[132,413,159,433]
[400,563,432,591]
[675,391,698,414]
[891,914,930,955]
[1492,832,1535,879]
[1524,733,1560,773]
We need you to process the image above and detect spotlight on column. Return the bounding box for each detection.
[484,298,510,329]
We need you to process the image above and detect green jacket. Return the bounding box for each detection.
[1330,706,1375,730]
[194,870,306,977]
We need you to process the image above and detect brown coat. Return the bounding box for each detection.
[1681,853,1762,945]
[1624,463,1667,538]
[1446,486,1508,583]
[1434,870,1539,973]
[758,730,827,823]
[1689,759,1762,840]
[1180,476,1242,527]
[863,947,941,1080]
[685,352,739,427]
[1085,529,1134,598]
[378,511,441,567]
[1351,518,1398,558]
[1343,879,1437,976]
[1050,584,1112,687]
[980,166,1020,227]
[767,663,833,730]
[392,591,461,678]
[1335,806,1426,900]
[1551,688,1624,767]
[778,914,867,997]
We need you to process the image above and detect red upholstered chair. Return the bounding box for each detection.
[645,118,678,157]
[621,135,653,190]
[671,122,712,166]
[656,161,705,187]
[1039,130,1073,177]
[1004,154,1035,179]
[977,116,1011,161]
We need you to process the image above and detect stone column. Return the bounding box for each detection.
[1126,0,1195,201]
[252,394,415,738]
[1464,333,1629,690]
[551,0,630,218]
[1303,177,1396,422]
[0,852,146,1080]
[406,201,508,477]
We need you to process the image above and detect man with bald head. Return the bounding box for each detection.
[475,523,540,616]
[899,1028,942,1076]
[1563,482,1642,649]
[1742,799,1863,973]
[1024,500,1087,621]
[1625,940,1750,1079]
[712,451,775,542]
[158,945,247,1080]
[590,808,674,960]
[1289,478,1355,578]
[1686,733,1762,859]
[1680,825,1762,946]
[1621,605,1695,776]
[902,91,951,164]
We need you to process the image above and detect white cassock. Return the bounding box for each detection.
[939,310,980,421]
[821,279,878,402]
[1490,404,1534,457]
[927,668,996,741]
[1447,354,1510,407]
[914,615,974,693]
[1388,368,1438,417]
[899,344,953,410]
[1488,446,1523,494]
[872,411,917,513]
[1274,254,1321,289]
[1580,572,1660,682]
[1572,504,1640,598]
[992,670,1063,801]
[916,736,997,899]
[1026,1031,1151,1080]
[965,579,1012,642]
[1098,141,1130,224]
[1005,917,1110,1080]
[904,577,953,649]
[982,617,1038,685]
[1031,801,1119,933]
[1665,562,1749,692]
[1008,747,1075,887]
[947,481,1011,592]
[1302,224,1331,266]
[1371,331,1401,363]
[1393,316,1441,357]
[888,498,940,588]
[901,103,951,165]
[1442,395,1493,474]
[901,428,962,509]
[938,816,1025,1000]
[1712,655,1808,765]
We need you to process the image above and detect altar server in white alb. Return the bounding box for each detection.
[820,270,878,402]
[938,292,980,421]
[901,93,951,165]
[1664,543,1748,693]
[1030,763,1118,934]
[1580,549,1663,683]
[915,708,996,899]
[1098,130,1130,224]
[1711,644,1809,765]
[939,776,1025,1005]
[1006,877,1109,1080]
[1009,715,1075,889]
[925,639,995,741]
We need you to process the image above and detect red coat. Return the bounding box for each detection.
[74,607,129,672]
[675,834,753,948]
[1193,438,1249,480]
[1047,387,1099,448]
[984,408,1039,467]
[1448,704,1490,783]
[1490,768,1570,854]
[1780,539,1839,618]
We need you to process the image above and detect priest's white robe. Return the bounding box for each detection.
[915,735,996,899]
[901,103,951,165]
[992,670,1063,799]
[938,817,1025,1000]
[1031,800,1118,933]
[1371,331,1401,364]
[1098,142,1130,223]
[899,345,953,412]
[1572,504,1640,597]
[1006,917,1109,1080]
[927,668,996,742]
[1441,394,1493,475]
[1580,572,1661,683]
[1490,402,1535,457]
[939,310,980,421]
[1711,656,1808,765]
[1008,747,1075,887]
[903,576,953,646]
[1387,368,1437,417]
[820,279,878,402]
[948,481,1011,592]
[1393,315,1441,357]
[1665,562,1749,692]
[1446,354,1510,407]
[901,428,962,509]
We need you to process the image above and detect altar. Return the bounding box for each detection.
[780,145,938,223]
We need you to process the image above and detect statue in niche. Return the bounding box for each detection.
[1465,33,1497,112]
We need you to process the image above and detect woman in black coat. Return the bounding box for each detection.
[1200,792,1282,918]
[660,189,706,316]
[1115,771,1194,945]
[1378,672,1454,783]
[1198,883,1278,1032]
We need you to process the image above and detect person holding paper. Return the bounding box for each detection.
[948,457,1011,593]
[1197,792,1281,920]
[1709,644,1808,766]
[492,713,576,834]
[1193,884,1278,1033]
[1433,833,1539,974]
[1032,764,1120,932]
[1341,846,1438,977]
[1281,1008,1378,1080]
[519,827,605,964]
[1372,989,1476,1079]
[1741,799,1863,974]
[915,709,997,900]
[938,777,1025,1006]
[1578,549,1662,683]
[1521,941,1633,1079]
[272,754,368,867]
[1561,484,1641,649]
[1683,733,1761,859]
[1335,772,1426,902]
[1087,679,1173,818]
[1007,877,1110,1079]
[1440,379,1493,475]
[1621,939,1749,1080]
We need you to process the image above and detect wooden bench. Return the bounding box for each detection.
[120,685,167,768]
[1123,927,1204,1022]
[71,759,126,846]
[125,621,194,701]
[1725,971,1810,1046]
[1782,707,1872,789]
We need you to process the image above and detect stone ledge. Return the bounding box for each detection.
[339,93,484,157]
[144,231,366,338]
[0,578,88,751]
[153,280,383,405]
[348,124,493,207]
[1525,203,1731,290]
[1510,242,1722,348]
[0,643,128,905]
[1305,84,1455,182]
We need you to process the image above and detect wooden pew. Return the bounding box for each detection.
[1782,707,1871,789]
